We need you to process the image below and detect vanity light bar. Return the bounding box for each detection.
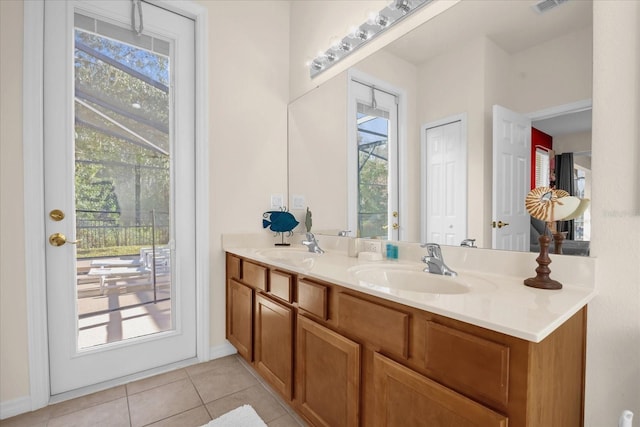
[309,0,433,78]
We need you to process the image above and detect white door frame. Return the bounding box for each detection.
[347,68,407,240]
[23,0,209,409]
[527,99,592,122]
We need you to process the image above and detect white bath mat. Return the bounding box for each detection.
[204,404,268,427]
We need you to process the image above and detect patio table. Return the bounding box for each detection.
[88,267,148,295]
[90,259,142,267]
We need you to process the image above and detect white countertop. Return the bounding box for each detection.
[226,244,597,343]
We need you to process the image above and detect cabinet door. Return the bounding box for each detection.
[227,278,253,362]
[255,293,293,400]
[226,253,241,280]
[297,316,360,427]
[373,352,507,427]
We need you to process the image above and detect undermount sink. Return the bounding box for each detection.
[348,264,493,295]
[256,247,320,268]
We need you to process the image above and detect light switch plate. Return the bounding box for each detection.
[270,194,284,209]
[292,194,306,210]
[362,240,382,253]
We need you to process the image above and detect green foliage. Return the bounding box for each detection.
[77,245,145,259]
[358,143,389,238]
[73,28,171,253]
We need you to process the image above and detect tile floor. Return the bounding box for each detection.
[0,355,307,427]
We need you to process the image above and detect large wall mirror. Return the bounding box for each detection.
[288,0,593,255]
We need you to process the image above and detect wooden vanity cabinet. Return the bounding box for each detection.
[225,253,587,427]
[373,352,508,427]
[254,293,294,399]
[226,277,253,362]
[296,315,361,427]
[226,257,268,363]
[225,255,295,400]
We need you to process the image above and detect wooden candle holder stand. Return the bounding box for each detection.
[524,233,562,290]
[552,232,564,254]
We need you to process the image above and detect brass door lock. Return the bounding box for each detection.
[49,209,65,221]
[491,220,510,229]
[49,233,81,247]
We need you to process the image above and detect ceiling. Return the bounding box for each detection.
[533,109,592,137]
[384,0,593,137]
[386,0,593,65]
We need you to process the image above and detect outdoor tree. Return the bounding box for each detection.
[74,28,171,252]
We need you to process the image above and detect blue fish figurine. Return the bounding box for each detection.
[262,211,299,233]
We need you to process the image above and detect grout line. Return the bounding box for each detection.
[187,368,211,417]
[125,393,133,427]
[235,356,307,426]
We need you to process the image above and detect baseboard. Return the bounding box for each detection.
[0,396,32,420]
[210,341,237,360]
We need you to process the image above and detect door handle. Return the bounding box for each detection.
[491,220,510,229]
[49,232,81,247]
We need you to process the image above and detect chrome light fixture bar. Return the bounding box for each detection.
[309,0,433,78]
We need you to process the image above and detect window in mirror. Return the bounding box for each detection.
[349,79,399,239]
[573,165,591,240]
[535,147,551,188]
[357,109,389,238]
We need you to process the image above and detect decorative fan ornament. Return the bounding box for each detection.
[523,187,590,291]
[525,187,583,222]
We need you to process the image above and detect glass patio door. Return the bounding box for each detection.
[349,79,399,240]
[44,0,196,395]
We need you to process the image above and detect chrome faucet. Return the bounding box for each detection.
[460,238,477,248]
[338,230,351,237]
[421,243,457,276]
[302,232,324,254]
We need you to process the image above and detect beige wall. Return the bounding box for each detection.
[555,131,592,155]
[510,26,593,113]
[201,0,290,354]
[0,0,30,403]
[288,73,348,232]
[587,1,640,424]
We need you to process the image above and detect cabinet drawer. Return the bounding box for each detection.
[243,261,267,291]
[298,279,328,320]
[424,321,510,407]
[270,270,294,303]
[226,253,241,280]
[337,293,409,358]
[373,352,508,427]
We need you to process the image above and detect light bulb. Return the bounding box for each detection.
[310,59,324,71]
[367,12,378,25]
[375,15,390,27]
[329,36,341,51]
[351,28,369,41]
